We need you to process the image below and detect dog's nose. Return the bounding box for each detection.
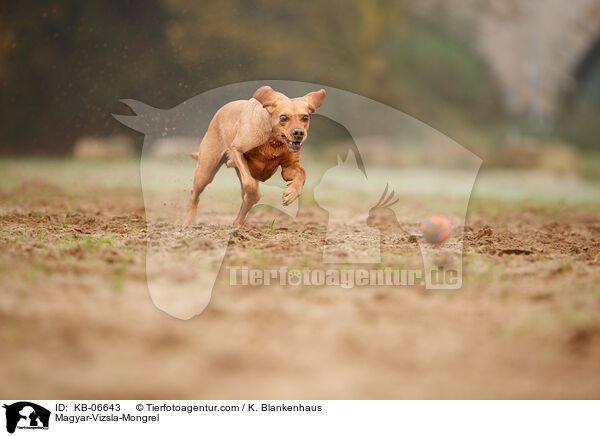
[291,128,305,139]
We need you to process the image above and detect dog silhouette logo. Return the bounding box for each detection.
[3,402,50,434]
[114,80,481,318]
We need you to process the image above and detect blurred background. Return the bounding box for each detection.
[1,0,600,179]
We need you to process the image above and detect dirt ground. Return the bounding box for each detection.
[1,160,600,399]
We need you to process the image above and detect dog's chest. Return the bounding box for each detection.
[244,139,290,182]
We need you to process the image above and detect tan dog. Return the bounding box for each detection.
[183,86,326,227]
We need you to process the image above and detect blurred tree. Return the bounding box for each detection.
[161,0,505,144]
[0,0,507,155]
[161,0,404,94]
[0,0,177,154]
[558,35,600,150]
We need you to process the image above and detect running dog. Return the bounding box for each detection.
[183,85,326,227]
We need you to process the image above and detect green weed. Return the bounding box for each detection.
[300,228,326,237]
[264,219,276,235]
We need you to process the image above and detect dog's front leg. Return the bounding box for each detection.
[281,162,306,206]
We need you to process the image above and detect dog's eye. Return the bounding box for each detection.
[279,114,288,122]
[302,115,309,122]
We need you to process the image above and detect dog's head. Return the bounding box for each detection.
[253,86,326,152]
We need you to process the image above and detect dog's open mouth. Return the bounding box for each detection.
[282,136,303,152]
[288,141,302,151]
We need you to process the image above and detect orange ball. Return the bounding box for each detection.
[421,215,451,244]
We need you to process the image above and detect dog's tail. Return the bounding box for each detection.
[189,152,199,160]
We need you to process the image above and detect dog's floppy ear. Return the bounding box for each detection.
[303,89,326,113]
[253,86,279,110]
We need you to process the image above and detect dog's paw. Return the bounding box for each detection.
[232,219,245,228]
[282,185,300,206]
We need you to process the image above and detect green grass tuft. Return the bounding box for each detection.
[300,228,326,238]
[264,219,276,235]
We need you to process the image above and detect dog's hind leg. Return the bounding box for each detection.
[183,133,225,227]
[232,167,260,227]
